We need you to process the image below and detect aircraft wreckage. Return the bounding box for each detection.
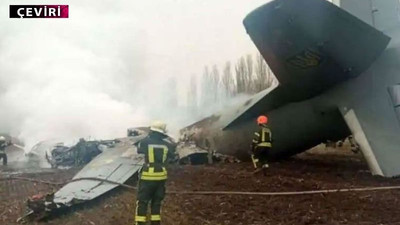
[18,0,400,220]
[21,128,219,220]
[20,135,146,220]
[181,0,400,177]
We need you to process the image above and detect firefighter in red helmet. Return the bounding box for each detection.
[251,115,272,175]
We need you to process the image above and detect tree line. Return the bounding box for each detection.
[187,52,275,110]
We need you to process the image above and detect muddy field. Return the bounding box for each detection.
[1,147,400,225]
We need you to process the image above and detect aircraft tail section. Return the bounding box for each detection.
[224,0,391,130]
[243,0,390,98]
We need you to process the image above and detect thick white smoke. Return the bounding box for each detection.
[0,1,152,150]
[0,0,267,151]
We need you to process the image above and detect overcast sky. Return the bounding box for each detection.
[0,0,269,149]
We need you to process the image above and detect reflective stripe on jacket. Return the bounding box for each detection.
[138,132,175,181]
[252,126,272,151]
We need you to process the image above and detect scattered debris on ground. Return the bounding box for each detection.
[213,153,241,164]
[176,141,209,165]
[14,132,242,223]
[2,146,400,225]
[176,141,240,165]
[45,139,120,169]
[178,131,240,165]
[16,136,145,222]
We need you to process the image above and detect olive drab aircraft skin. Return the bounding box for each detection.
[181,0,400,177]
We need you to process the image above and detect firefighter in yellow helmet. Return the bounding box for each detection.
[251,115,272,175]
[135,121,176,225]
[0,136,8,166]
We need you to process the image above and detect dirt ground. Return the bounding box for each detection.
[1,146,400,225]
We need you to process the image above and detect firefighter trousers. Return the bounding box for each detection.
[135,180,166,225]
[254,147,270,167]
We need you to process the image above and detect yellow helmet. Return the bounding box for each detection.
[0,136,5,142]
[150,121,167,134]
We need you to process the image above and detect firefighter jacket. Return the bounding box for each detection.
[251,125,272,153]
[137,132,176,181]
[0,143,6,154]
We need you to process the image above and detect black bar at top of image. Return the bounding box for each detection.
[9,5,35,18]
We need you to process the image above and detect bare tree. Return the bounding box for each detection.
[201,66,211,106]
[253,52,275,92]
[187,74,198,112]
[222,61,235,97]
[200,52,275,100]
[254,52,267,92]
[210,65,220,102]
[265,65,275,89]
[245,54,254,93]
[235,56,246,94]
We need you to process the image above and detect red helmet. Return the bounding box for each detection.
[257,115,268,125]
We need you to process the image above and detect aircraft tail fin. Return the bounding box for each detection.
[224,0,390,130]
[243,0,390,96]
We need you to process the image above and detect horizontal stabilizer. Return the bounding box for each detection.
[243,0,390,99]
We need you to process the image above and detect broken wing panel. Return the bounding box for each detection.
[243,0,390,99]
[54,137,145,205]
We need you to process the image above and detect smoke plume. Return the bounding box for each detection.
[0,0,266,151]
